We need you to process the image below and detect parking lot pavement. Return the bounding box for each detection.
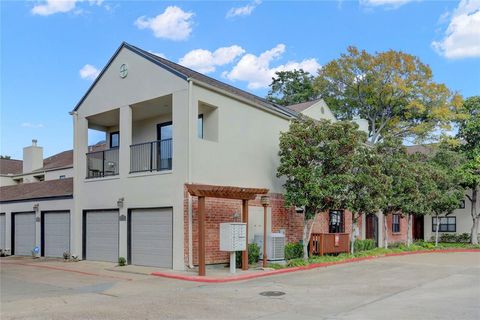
[1,252,479,320]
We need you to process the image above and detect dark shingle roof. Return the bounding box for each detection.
[286,99,323,113]
[73,42,297,118]
[0,178,73,202]
[42,150,73,171]
[0,159,23,175]
[405,144,437,155]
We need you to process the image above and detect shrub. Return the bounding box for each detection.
[235,243,260,267]
[285,242,303,260]
[439,233,456,243]
[286,258,308,267]
[354,239,375,252]
[457,233,471,243]
[118,257,126,266]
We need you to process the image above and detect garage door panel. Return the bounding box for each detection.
[86,211,118,262]
[131,208,172,268]
[0,214,5,250]
[14,213,36,256]
[44,212,70,258]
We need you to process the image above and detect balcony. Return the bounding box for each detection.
[86,148,119,179]
[130,139,172,173]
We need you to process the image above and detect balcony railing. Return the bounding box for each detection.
[130,139,172,173]
[86,148,119,179]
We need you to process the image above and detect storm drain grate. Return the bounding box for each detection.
[259,291,285,297]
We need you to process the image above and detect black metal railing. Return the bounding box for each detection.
[86,148,119,178]
[130,139,172,173]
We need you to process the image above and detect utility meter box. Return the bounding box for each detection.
[220,223,247,251]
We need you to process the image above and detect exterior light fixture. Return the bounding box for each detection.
[117,197,124,208]
[33,203,39,212]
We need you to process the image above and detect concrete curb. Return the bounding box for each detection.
[150,249,480,283]
[1,261,133,281]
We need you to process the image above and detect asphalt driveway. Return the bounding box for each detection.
[1,252,479,320]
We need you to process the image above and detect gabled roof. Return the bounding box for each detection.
[286,98,323,113]
[41,150,73,171]
[72,42,296,118]
[0,158,23,175]
[0,177,73,203]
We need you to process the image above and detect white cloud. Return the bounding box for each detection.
[224,44,321,89]
[226,0,261,18]
[179,45,245,73]
[31,0,104,16]
[149,51,166,59]
[360,0,416,8]
[432,0,480,59]
[134,6,194,41]
[21,122,44,129]
[79,64,100,80]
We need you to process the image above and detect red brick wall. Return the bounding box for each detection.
[385,213,408,244]
[184,187,362,267]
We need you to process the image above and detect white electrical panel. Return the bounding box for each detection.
[219,223,247,252]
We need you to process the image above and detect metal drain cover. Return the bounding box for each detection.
[259,291,285,297]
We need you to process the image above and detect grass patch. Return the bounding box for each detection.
[267,242,479,270]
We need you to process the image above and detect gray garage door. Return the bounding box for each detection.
[131,208,172,268]
[14,213,36,256]
[44,212,70,257]
[86,210,118,262]
[0,214,5,250]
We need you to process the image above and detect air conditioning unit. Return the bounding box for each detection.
[254,232,285,261]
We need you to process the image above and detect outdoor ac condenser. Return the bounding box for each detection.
[254,232,285,261]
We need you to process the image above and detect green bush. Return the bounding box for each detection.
[457,233,471,243]
[286,258,308,267]
[439,233,456,243]
[235,243,260,267]
[268,263,285,270]
[285,242,303,260]
[354,239,376,252]
[118,257,126,266]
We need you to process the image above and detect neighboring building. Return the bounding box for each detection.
[0,140,74,257]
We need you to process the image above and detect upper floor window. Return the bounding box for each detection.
[432,217,456,232]
[329,210,344,233]
[110,131,120,148]
[197,114,204,139]
[392,214,401,233]
[459,200,465,209]
[59,175,66,179]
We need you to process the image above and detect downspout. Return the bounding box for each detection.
[187,78,194,269]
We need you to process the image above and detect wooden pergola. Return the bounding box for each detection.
[186,183,269,276]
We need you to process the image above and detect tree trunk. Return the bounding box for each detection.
[302,213,318,260]
[407,214,413,247]
[350,213,358,254]
[383,214,389,249]
[470,187,478,245]
[435,214,440,247]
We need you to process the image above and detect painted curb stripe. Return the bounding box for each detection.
[150,249,480,283]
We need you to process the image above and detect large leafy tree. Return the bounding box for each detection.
[267,69,317,106]
[456,96,480,244]
[376,140,435,248]
[314,46,463,144]
[428,147,465,246]
[277,117,366,259]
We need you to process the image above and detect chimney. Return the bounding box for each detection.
[23,139,43,173]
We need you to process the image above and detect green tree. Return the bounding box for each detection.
[314,46,463,144]
[267,69,317,106]
[0,155,11,159]
[277,117,366,259]
[428,147,465,246]
[456,96,480,244]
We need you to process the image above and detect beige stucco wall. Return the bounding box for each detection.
[190,85,290,193]
[73,46,189,269]
[0,176,16,187]
[0,198,73,255]
[301,100,337,122]
[44,167,74,181]
[424,188,480,240]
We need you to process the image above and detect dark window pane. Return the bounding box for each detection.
[198,115,203,139]
[110,132,119,148]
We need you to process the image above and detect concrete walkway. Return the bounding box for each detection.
[1,252,479,319]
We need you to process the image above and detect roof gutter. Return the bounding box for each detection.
[189,78,295,120]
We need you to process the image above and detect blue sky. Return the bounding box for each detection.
[1,0,479,159]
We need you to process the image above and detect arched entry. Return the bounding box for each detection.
[366,213,378,246]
